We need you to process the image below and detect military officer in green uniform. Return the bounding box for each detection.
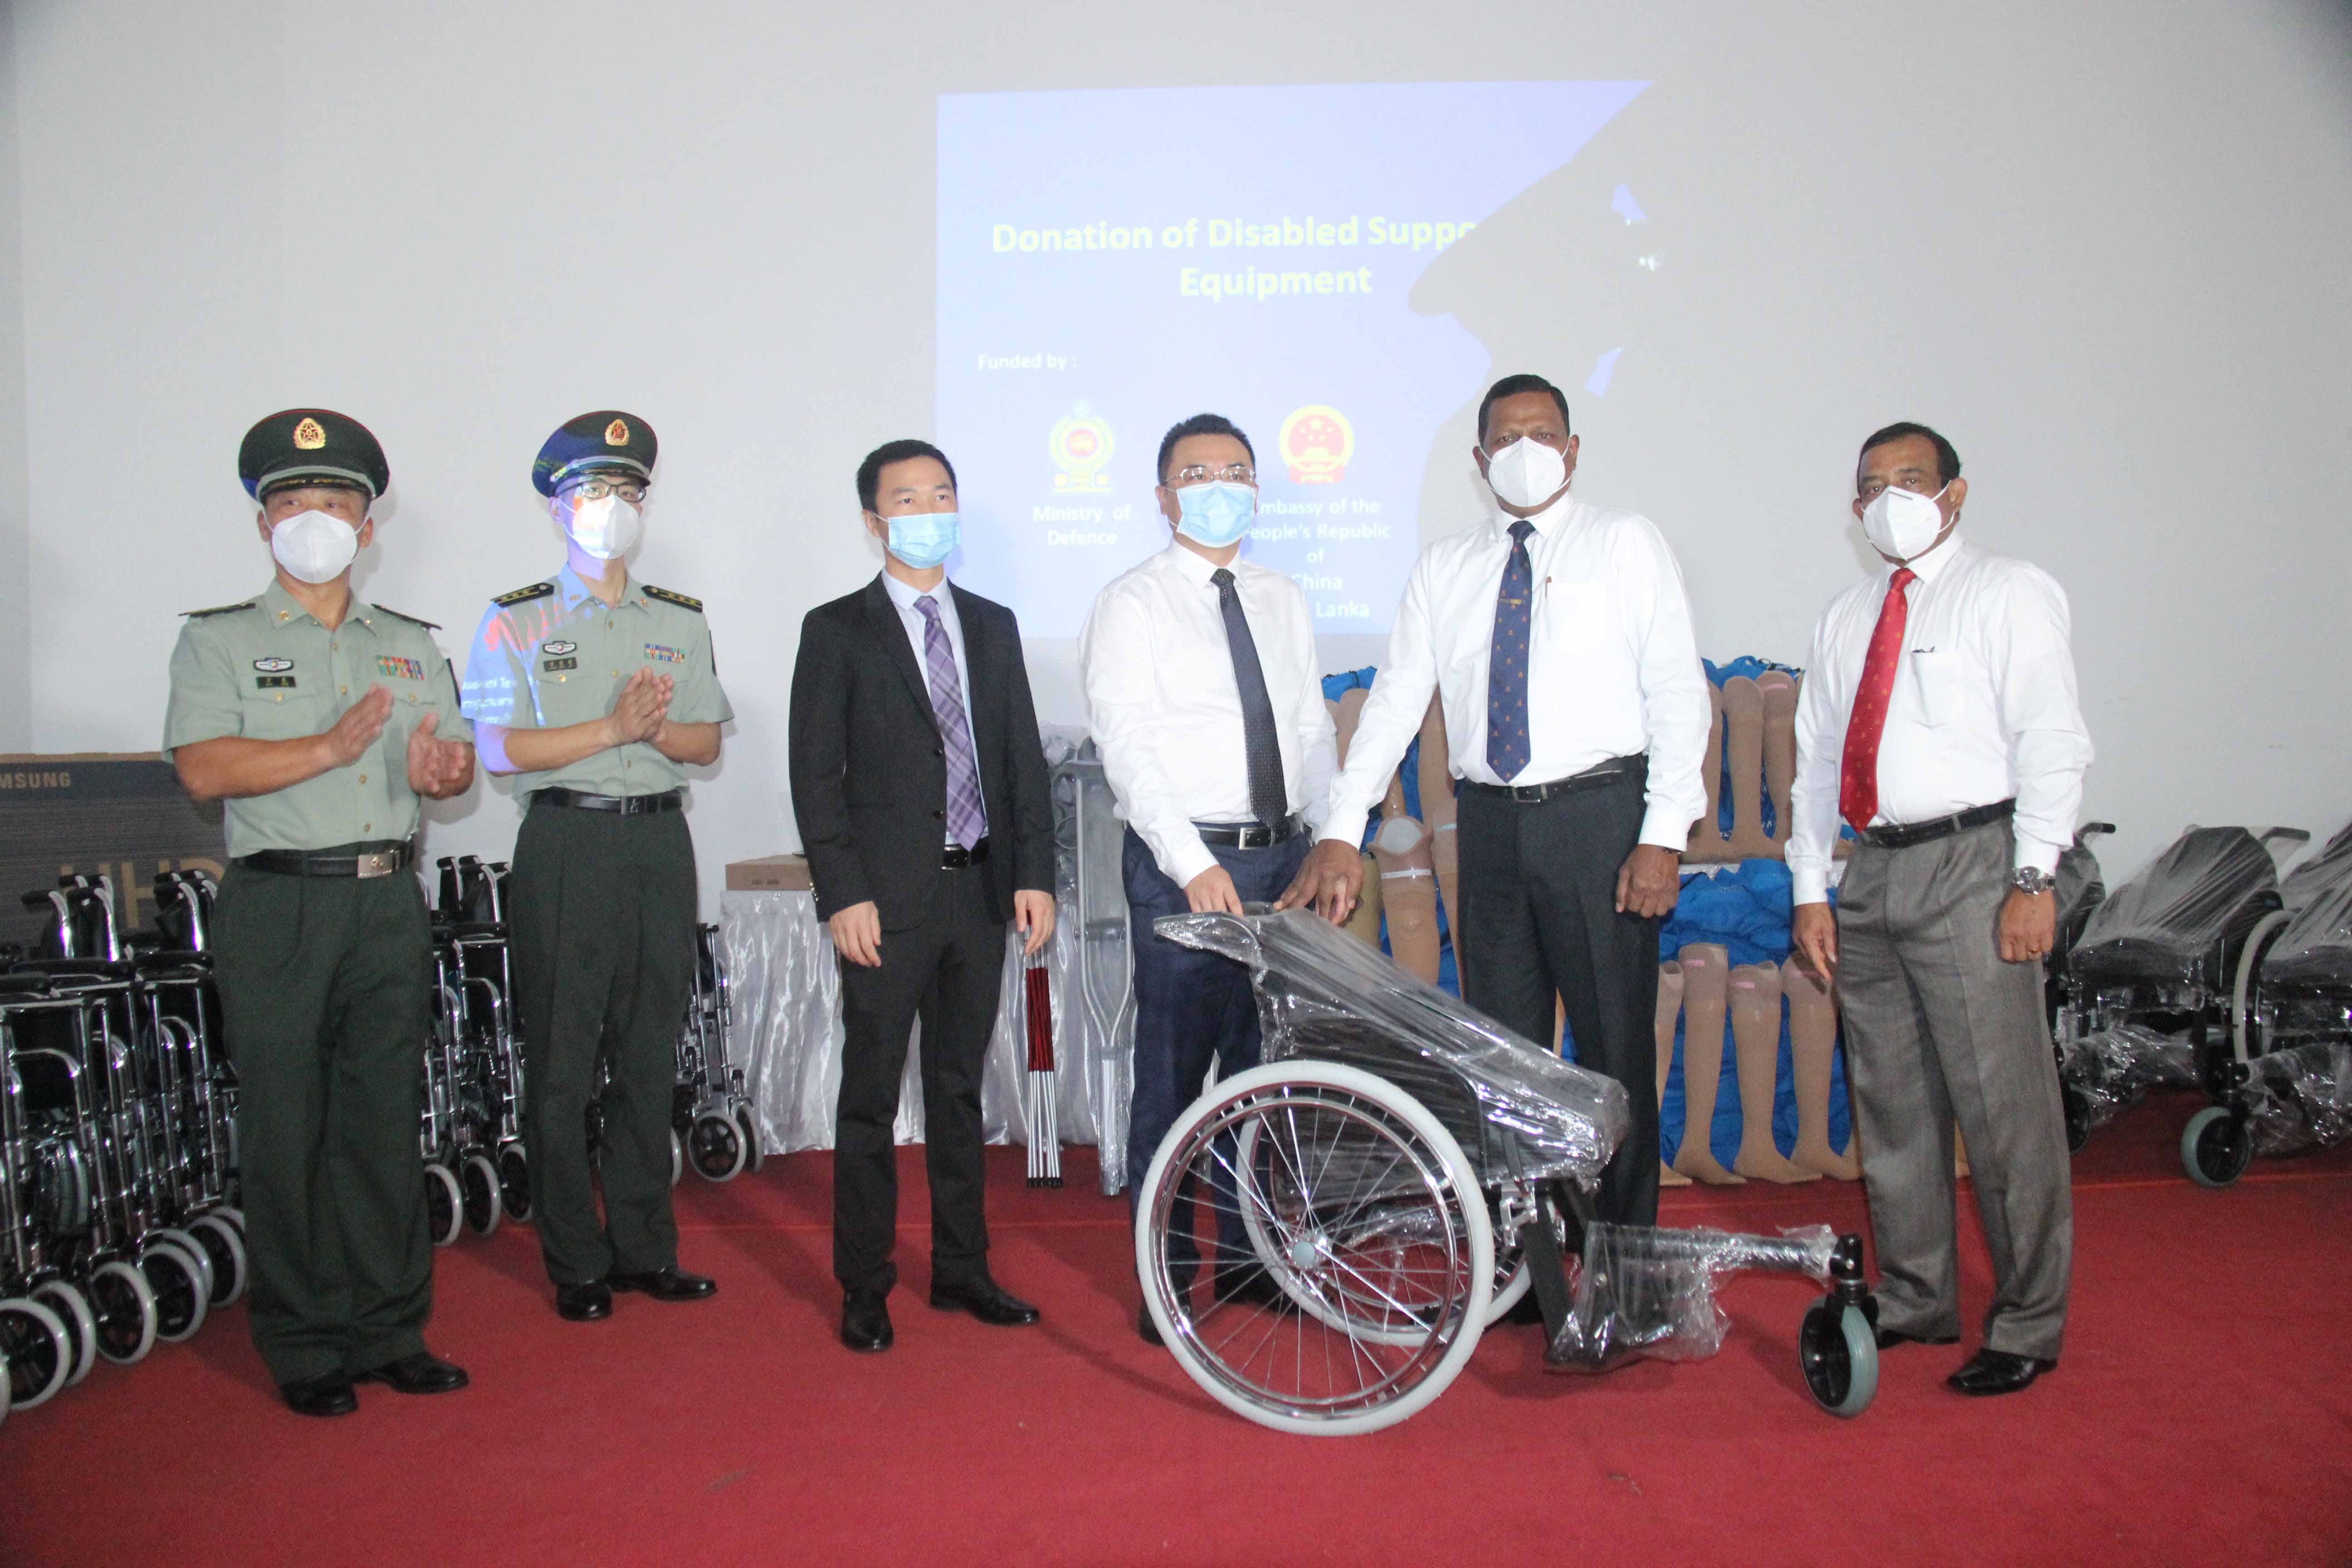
[165,408,476,1417]
[462,410,730,1322]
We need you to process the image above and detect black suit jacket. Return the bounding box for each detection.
[788,575,1055,931]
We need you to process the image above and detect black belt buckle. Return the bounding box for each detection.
[942,837,990,869]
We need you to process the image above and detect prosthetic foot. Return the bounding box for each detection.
[1670,944,1742,1184]
[1688,681,1730,862]
[1329,690,1386,948]
[1417,695,1460,956]
[1656,961,1692,1187]
[1372,775,1441,984]
[1781,958,1860,1180]
[1759,671,1798,856]
[1723,677,1777,861]
[1731,962,1818,1182]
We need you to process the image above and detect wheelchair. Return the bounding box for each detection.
[421,856,532,1246]
[2233,824,2352,1157]
[2047,823,2114,1151]
[2058,823,2309,1186]
[1133,909,1879,1436]
[0,872,243,1415]
[674,923,760,1183]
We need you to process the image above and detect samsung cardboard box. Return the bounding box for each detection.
[724,854,813,892]
[0,753,226,944]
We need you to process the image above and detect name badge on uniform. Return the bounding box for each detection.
[541,638,578,672]
[377,655,426,681]
[643,642,686,665]
[253,656,295,690]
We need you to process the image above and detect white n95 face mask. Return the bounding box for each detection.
[270,510,361,584]
[1860,482,1950,562]
[568,495,642,560]
[1483,436,1569,510]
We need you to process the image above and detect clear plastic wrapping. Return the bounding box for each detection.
[2072,827,2280,983]
[2057,1024,2199,1133]
[2245,1041,2352,1157]
[1545,1223,1838,1373]
[1152,907,1631,1186]
[2263,830,2352,991]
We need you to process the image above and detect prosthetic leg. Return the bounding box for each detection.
[1723,676,1776,861]
[1782,958,1860,1180]
[1670,944,1742,1184]
[1688,682,1729,861]
[1731,962,1818,1182]
[1328,690,1385,949]
[1416,695,1460,957]
[1760,671,1798,855]
[1656,961,1692,1187]
[1372,774,1441,984]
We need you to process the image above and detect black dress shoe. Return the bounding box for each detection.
[1137,1301,1164,1347]
[610,1267,717,1302]
[1948,1348,2057,1396]
[281,1372,358,1418]
[1876,1327,1961,1350]
[842,1291,894,1352]
[929,1274,1041,1326]
[555,1280,613,1321]
[1211,1266,1298,1315]
[354,1351,470,1395]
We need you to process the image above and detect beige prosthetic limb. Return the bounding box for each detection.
[1687,681,1729,862]
[1759,670,1798,855]
[1329,690,1386,948]
[1655,961,1692,1186]
[1372,774,1441,984]
[1670,944,1742,1184]
[1417,695,1460,959]
[1781,958,1861,1180]
[1730,962,1818,1182]
[1723,676,1777,861]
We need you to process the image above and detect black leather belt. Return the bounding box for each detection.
[1194,815,1306,849]
[1855,799,2015,850]
[238,841,413,879]
[942,837,991,869]
[1461,754,1646,804]
[533,786,684,815]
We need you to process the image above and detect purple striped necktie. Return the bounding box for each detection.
[916,594,988,849]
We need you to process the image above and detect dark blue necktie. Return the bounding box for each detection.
[1485,519,1537,781]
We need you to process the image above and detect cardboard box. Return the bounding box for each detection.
[0,753,226,944]
[725,854,813,892]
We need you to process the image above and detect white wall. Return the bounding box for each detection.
[13,0,2352,906]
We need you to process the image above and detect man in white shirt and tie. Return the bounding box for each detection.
[1284,374,1710,1228]
[1787,421,2092,1398]
[1079,412,1338,1343]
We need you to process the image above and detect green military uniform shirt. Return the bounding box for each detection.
[460,564,732,799]
[162,578,472,858]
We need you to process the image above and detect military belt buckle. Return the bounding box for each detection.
[354,851,397,879]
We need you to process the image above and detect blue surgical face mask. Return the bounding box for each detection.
[1174,481,1255,548]
[882,510,959,570]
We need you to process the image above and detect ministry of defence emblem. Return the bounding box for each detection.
[292,416,327,450]
[1049,405,1113,493]
[1279,405,1353,485]
[604,418,631,446]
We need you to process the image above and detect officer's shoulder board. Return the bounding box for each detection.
[181,599,258,619]
[372,604,441,632]
[642,583,704,613]
[493,582,556,608]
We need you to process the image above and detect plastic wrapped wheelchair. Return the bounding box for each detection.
[1132,909,1879,1436]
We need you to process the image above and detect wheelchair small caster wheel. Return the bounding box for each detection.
[2062,1088,2092,1155]
[2181,1106,2253,1188]
[688,1111,746,1182]
[1799,1295,1878,1418]
[186,1212,250,1306]
[0,1296,73,1411]
[461,1153,503,1238]
[139,1242,209,1345]
[148,1227,216,1303]
[424,1162,464,1247]
[497,1145,534,1224]
[30,1279,98,1387]
[735,1106,764,1176]
[670,1130,683,1189]
[87,1259,158,1366]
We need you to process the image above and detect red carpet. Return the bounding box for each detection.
[5,1089,2349,1568]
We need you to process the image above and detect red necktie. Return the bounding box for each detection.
[1839,566,1917,834]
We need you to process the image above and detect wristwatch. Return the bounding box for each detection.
[2010,866,2055,897]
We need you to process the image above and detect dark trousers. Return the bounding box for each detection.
[212,864,433,1385]
[833,862,1005,1297]
[509,803,698,1285]
[1454,774,1662,1225]
[1123,828,1312,1275]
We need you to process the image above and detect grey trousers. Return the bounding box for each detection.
[1835,818,2073,1360]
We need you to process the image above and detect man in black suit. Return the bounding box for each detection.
[788,438,1057,1353]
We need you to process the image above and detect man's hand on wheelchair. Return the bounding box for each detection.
[1791,902,1839,980]
[1274,838,1364,924]
[1183,864,1246,917]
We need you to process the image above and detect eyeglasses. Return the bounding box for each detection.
[1171,464,1256,486]
[572,477,647,503]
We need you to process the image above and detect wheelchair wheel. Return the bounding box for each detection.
[148,1226,216,1303]
[688,1111,748,1182]
[424,1162,464,1247]
[140,1242,209,1345]
[670,1129,683,1188]
[497,1144,534,1223]
[2182,1106,2254,1188]
[0,1296,72,1411]
[2062,1087,2093,1156]
[461,1153,503,1237]
[88,1259,158,1365]
[186,1212,250,1307]
[1137,1061,1492,1436]
[30,1279,98,1386]
[735,1106,764,1176]
[1798,1294,1878,1417]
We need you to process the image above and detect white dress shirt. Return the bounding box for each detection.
[881,568,983,844]
[1787,529,2093,905]
[1318,493,1711,850]
[1080,541,1339,888]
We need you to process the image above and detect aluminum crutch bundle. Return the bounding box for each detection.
[1022,954,1060,1187]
